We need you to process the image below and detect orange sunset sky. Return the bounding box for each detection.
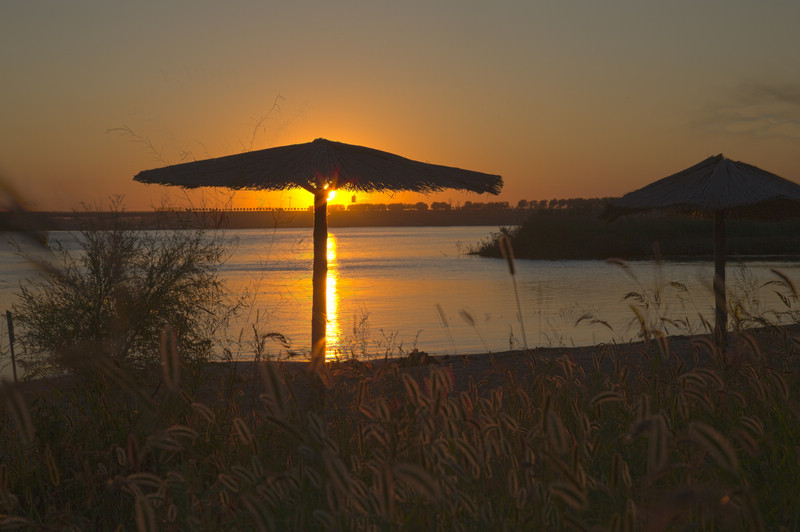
[2,1,799,212]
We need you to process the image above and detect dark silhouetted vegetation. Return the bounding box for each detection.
[12,205,240,378]
[475,209,800,261]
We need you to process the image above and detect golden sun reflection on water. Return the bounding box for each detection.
[326,232,340,360]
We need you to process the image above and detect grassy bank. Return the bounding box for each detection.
[1,326,799,530]
[475,211,800,260]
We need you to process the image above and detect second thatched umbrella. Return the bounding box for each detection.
[134,138,502,367]
[605,154,800,347]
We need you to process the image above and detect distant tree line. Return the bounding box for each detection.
[514,197,614,214]
[178,197,613,214]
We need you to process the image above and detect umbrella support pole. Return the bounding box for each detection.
[132,138,503,372]
[311,190,328,370]
[713,210,727,350]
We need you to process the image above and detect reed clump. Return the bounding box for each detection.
[1,323,798,530]
[475,211,800,260]
[11,201,242,378]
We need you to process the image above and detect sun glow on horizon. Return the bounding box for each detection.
[223,188,499,212]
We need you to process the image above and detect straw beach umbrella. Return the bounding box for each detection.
[134,138,502,367]
[605,154,800,347]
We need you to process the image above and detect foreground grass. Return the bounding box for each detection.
[1,329,799,531]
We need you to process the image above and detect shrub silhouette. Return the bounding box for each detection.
[13,208,236,376]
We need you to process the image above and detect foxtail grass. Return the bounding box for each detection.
[1,318,798,530]
[499,233,528,350]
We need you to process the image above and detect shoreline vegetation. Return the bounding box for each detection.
[474,207,800,262]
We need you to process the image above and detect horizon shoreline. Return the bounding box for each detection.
[1,208,525,231]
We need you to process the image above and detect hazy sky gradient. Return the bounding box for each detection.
[2,0,799,210]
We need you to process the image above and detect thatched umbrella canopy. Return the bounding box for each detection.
[605,154,800,347]
[135,138,502,367]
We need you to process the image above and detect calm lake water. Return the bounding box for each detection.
[3,226,800,368]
